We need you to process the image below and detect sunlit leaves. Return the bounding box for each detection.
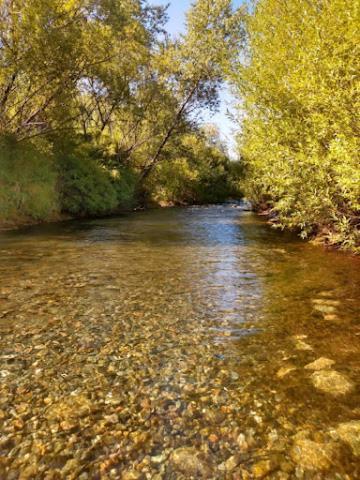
[235,0,360,251]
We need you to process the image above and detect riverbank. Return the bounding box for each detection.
[255,208,359,255]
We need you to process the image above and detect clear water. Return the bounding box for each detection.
[0,205,359,479]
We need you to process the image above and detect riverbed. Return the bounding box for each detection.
[0,205,359,479]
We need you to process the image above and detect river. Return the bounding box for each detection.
[0,205,359,479]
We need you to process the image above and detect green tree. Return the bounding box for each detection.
[137,0,244,181]
[234,0,360,251]
[0,0,243,225]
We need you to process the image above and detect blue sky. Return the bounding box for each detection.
[154,0,243,158]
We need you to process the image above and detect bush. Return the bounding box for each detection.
[58,144,119,216]
[0,136,59,222]
[58,143,138,216]
[146,132,242,206]
[112,167,139,210]
[235,0,360,251]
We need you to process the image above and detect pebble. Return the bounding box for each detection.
[237,433,249,451]
[169,447,212,477]
[277,365,296,378]
[310,370,354,396]
[304,357,335,371]
[292,336,313,351]
[218,454,241,472]
[251,459,274,478]
[290,438,335,470]
[334,421,360,457]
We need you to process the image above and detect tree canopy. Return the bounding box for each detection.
[0,0,244,222]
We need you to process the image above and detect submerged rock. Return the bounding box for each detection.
[236,433,249,451]
[323,314,339,322]
[121,470,143,480]
[310,370,354,396]
[218,454,242,472]
[46,394,92,421]
[305,357,335,371]
[312,299,340,307]
[251,459,275,478]
[335,421,360,457]
[292,336,313,351]
[313,304,337,314]
[290,438,335,470]
[277,365,296,379]
[312,299,340,315]
[169,447,212,477]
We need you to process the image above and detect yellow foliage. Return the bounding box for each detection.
[235,0,360,251]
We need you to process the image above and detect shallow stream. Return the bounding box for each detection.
[0,205,359,479]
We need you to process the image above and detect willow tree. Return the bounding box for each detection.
[234,0,360,251]
[0,0,165,141]
[138,0,244,181]
[0,0,244,220]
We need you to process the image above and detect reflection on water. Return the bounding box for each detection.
[0,205,359,479]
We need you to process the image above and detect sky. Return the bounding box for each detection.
[154,0,243,158]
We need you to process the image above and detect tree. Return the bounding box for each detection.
[0,0,166,141]
[233,0,360,251]
[137,0,244,181]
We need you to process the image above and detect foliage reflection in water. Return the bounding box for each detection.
[0,205,359,479]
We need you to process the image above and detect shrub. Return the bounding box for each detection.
[235,0,360,251]
[58,144,119,216]
[0,136,59,222]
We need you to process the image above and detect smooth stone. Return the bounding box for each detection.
[290,438,335,470]
[62,459,80,476]
[312,299,340,306]
[277,365,296,379]
[311,370,354,396]
[313,304,337,314]
[237,433,249,451]
[323,314,339,321]
[169,447,212,477]
[251,459,274,478]
[121,471,143,480]
[335,421,360,456]
[218,454,241,472]
[46,394,92,421]
[203,409,225,424]
[305,358,335,371]
[18,465,38,479]
[293,338,313,351]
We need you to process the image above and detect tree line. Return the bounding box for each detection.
[0,0,243,223]
[1,0,358,252]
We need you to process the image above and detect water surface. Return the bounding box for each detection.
[0,205,359,479]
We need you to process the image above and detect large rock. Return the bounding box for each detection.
[290,438,335,470]
[169,447,212,477]
[305,357,335,371]
[46,394,92,421]
[310,370,354,396]
[335,421,360,457]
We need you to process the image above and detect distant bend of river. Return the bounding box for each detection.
[0,204,359,479]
